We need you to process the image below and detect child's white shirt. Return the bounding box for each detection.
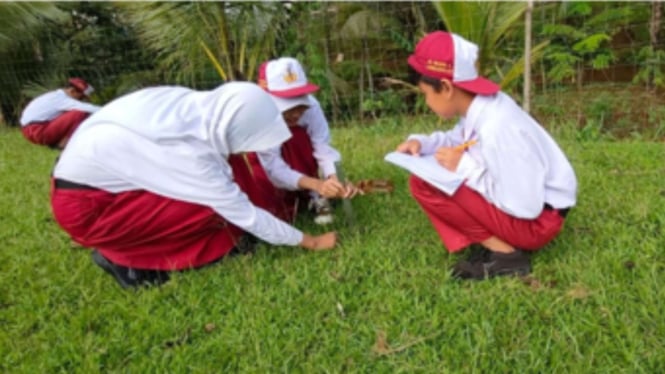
[258,96,341,190]
[20,89,101,126]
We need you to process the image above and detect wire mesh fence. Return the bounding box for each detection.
[1,1,663,139]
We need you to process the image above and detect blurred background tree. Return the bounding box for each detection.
[0,2,67,125]
[0,1,662,134]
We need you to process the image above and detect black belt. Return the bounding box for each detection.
[544,203,569,218]
[54,178,97,190]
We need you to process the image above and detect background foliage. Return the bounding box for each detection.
[0,1,663,132]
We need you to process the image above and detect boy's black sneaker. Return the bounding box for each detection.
[91,250,170,289]
[452,249,531,280]
[465,244,491,263]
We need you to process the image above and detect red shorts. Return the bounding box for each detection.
[409,176,566,252]
[22,110,90,147]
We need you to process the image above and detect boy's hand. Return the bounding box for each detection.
[341,182,362,198]
[396,139,422,156]
[300,232,337,251]
[317,177,346,198]
[327,174,362,199]
[434,146,463,171]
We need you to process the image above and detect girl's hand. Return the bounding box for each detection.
[300,232,337,251]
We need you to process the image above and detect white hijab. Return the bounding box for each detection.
[81,81,290,156]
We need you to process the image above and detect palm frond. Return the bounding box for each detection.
[200,40,228,81]
[500,40,550,88]
[114,2,285,85]
[0,3,67,50]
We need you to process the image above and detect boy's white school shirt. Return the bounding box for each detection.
[256,96,342,190]
[53,83,304,246]
[20,89,101,126]
[407,91,577,219]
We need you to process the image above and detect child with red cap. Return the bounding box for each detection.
[238,57,359,225]
[20,78,100,149]
[395,31,577,280]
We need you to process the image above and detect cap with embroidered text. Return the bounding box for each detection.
[258,57,319,98]
[407,31,500,95]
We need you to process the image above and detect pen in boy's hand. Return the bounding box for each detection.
[453,139,478,152]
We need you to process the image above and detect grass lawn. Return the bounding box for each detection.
[1,117,664,373]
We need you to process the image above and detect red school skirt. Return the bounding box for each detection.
[50,179,245,271]
[409,176,566,252]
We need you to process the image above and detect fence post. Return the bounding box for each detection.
[523,0,533,112]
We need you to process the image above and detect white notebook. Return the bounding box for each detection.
[384,152,464,195]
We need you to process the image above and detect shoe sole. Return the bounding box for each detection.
[314,214,334,225]
[452,266,532,280]
[489,267,531,278]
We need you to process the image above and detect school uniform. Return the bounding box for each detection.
[248,96,341,221]
[51,83,301,271]
[235,58,341,224]
[408,91,577,252]
[20,89,100,147]
[259,96,340,188]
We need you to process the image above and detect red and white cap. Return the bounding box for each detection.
[407,31,500,95]
[258,57,319,112]
[68,77,95,97]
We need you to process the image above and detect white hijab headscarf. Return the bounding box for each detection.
[81,81,290,157]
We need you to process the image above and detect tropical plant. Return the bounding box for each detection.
[540,2,640,89]
[0,3,68,50]
[633,46,665,90]
[277,2,348,122]
[115,2,290,87]
[338,5,402,119]
[276,2,419,122]
[0,2,156,126]
[66,3,158,97]
[0,2,68,125]
[633,2,664,90]
[432,1,547,90]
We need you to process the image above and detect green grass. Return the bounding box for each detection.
[1,118,664,373]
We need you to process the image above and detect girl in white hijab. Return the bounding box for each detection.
[51,82,336,289]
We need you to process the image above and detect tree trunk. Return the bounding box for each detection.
[363,38,376,120]
[648,1,662,90]
[358,39,364,122]
[411,2,426,37]
[216,2,235,81]
[523,0,533,112]
[539,4,547,95]
[650,2,661,51]
[323,3,339,124]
